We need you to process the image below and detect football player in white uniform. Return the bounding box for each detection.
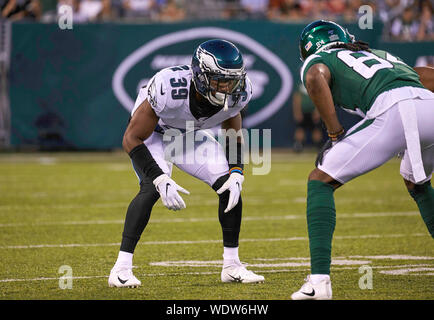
[108,39,265,287]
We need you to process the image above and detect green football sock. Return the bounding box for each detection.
[409,181,434,238]
[306,180,336,275]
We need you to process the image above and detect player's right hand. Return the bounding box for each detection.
[315,128,345,167]
[315,139,334,167]
[153,174,190,211]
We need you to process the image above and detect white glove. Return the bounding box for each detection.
[216,173,244,213]
[153,174,190,211]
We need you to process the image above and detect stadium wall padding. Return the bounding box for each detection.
[9,20,433,150]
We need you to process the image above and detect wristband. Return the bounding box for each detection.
[327,128,345,141]
[229,167,244,175]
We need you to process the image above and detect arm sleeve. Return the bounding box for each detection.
[225,139,244,173]
[128,143,164,181]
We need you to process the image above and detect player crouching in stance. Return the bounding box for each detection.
[108,39,264,287]
[291,20,434,300]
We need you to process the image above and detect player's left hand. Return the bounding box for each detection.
[315,129,345,167]
[216,173,244,213]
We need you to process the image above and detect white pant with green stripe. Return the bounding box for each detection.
[319,87,434,184]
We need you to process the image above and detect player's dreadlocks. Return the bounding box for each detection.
[329,40,371,52]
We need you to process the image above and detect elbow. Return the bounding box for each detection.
[305,76,321,96]
[122,130,146,154]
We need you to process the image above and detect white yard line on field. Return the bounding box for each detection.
[1,263,433,284]
[0,233,428,250]
[0,269,309,284]
[0,211,420,228]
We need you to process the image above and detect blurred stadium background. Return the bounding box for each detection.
[0,0,433,302]
[0,0,433,151]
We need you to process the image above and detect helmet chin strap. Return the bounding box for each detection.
[223,96,229,111]
[207,91,229,111]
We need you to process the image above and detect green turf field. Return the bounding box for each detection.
[0,151,432,300]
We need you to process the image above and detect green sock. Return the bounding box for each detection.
[409,181,434,238]
[306,180,336,275]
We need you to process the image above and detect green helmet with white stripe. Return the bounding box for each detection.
[299,20,355,62]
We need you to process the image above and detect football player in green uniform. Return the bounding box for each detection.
[291,20,434,300]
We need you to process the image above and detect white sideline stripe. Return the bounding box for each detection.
[0,211,420,228]
[0,233,428,249]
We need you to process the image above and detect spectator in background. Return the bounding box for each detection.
[299,0,327,20]
[158,0,185,21]
[325,0,346,19]
[178,0,226,20]
[79,0,105,21]
[240,0,268,19]
[378,0,412,23]
[268,0,303,21]
[223,0,242,19]
[122,0,157,19]
[95,0,124,20]
[342,0,377,22]
[97,0,116,20]
[416,0,434,40]
[1,0,41,20]
[342,0,364,21]
[57,0,88,23]
[267,0,284,20]
[291,81,323,153]
[390,5,420,41]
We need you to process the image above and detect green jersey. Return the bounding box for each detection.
[301,48,424,115]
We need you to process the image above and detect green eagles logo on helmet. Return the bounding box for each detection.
[299,20,355,62]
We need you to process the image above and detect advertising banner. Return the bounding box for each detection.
[11,20,430,150]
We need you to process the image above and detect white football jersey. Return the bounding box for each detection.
[131,65,252,131]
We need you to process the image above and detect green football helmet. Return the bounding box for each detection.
[299,20,355,62]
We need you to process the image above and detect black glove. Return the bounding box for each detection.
[315,128,345,167]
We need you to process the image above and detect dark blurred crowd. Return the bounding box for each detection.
[1,0,433,41]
